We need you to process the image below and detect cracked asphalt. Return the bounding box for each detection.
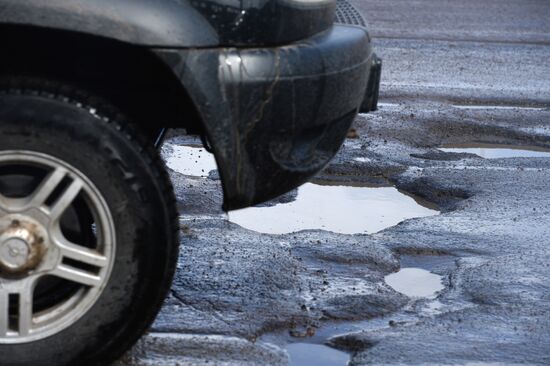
[118,1,550,365]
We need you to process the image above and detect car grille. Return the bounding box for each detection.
[335,0,367,27]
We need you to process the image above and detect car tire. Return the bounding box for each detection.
[0,77,179,365]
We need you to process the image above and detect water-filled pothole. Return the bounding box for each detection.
[440,143,550,159]
[385,268,444,299]
[164,142,440,235]
[286,343,349,366]
[273,264,444,366]
[385,253,451,300]
[262,255,451,366]
[164,144,217,177]
[228,183,439,234]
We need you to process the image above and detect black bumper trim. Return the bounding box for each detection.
[156,25,378,210]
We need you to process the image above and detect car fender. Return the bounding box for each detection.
[0,0,219,47]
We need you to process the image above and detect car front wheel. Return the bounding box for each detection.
[0,78,179,365]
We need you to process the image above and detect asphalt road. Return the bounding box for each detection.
[354,0,550,105]
[119,1,550,365]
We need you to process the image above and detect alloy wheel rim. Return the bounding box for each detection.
[0,151,115,343]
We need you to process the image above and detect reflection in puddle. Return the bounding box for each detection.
[385,268,444,299]
[286,343,349,366]
[164,144,218,177]
[440,143,550,159]
[228,183,438,235]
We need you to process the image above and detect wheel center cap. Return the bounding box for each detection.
[0,219,46,275]
[0,237,31,268]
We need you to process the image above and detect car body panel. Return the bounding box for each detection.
[0,0,334,47]
[0,0,219,47]
[189,0,335,46]
[0,0,380,211]
[155,25,374,210]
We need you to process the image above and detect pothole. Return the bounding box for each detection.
[286,343,349,366]
[263,262,446,365]
[164,144,217,177]
[262,259,449,364]
[439,143,550,159]
[163,142,440,236]
[384,254,456,300]
[385,268,444,299]
[228,183,439,235]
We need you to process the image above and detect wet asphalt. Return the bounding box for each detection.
[118,1,550,365]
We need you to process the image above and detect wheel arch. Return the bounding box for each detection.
[0,0,218,48]
[0,24,206,139]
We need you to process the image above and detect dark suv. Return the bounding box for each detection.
[0,1,380,364]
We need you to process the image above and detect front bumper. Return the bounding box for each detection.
[156,25,381,210]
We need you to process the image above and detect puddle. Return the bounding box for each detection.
[228,183,438,235]
[384,268,444,299]
[286,343,349,366]
[262,256,451,364]
[164,144,217,177]
[440,143,550,159]
[451,104,546,111]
